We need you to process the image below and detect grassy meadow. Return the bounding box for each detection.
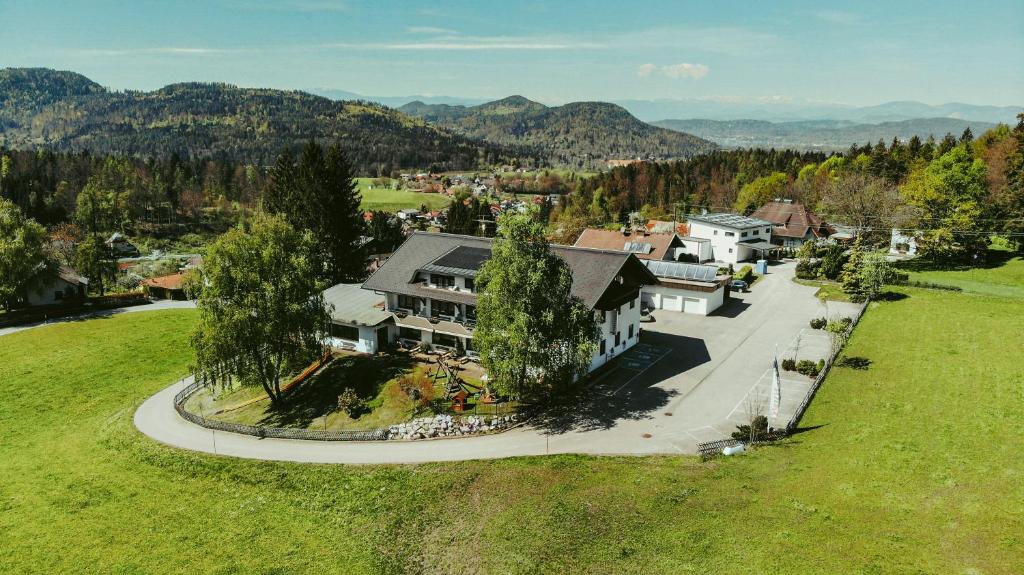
[356,177,451,213]
[1,257,1022,573]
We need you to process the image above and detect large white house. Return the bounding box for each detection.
[358,232,658,374]
[686,213,777,264]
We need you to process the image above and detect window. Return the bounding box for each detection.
[614,332,621,347]
[399,327,421,341]
[628,324,634,339]
[600,339,606,355]
[741,231,748,237]
[430,274,454,288]
[713,230,719,235]
[331,323,360,341]
[465,305,477,320]
[433,333,458,348]
[725,231,735,237]
[597,310,606,323]
[464,277,474,292]
[629,298,635,309]
[728,248,733,253]
[433,300,456,317]
[397,294,417,310]
[765,228,771,234]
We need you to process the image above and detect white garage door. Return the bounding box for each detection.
[683,297,702,314]
[661,294,682,312]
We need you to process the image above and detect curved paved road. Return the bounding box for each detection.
[134,262,860,464]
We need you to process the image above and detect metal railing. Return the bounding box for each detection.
[172,377,389,441]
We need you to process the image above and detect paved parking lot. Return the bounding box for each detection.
[596,260,863,452]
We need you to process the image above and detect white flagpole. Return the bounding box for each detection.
[770,345,781,432]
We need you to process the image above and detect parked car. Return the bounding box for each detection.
[730,280,749,292]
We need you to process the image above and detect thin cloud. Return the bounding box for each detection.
[638,62,709,80]
[406,26,457,35]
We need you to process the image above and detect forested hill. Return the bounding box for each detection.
[399,96,717,169]
[0,68,530,174]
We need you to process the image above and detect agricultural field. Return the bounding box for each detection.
[356,178,451,212]
[1,259,1022,573]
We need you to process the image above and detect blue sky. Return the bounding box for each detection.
[1,0,1021,106]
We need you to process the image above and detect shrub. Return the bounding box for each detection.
[795,359,820,377]
[398,370,435,409]
[733,265,755,284]
[826,317,853,334]
[731,415,769,441]
[809,317,827,329]
[837,356,871,370]
[336,388,363,416]
[795,259,821,279]
[781,358,797,371]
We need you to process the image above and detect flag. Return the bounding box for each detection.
[769,354,781,426]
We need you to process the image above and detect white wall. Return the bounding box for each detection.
[588,294,643,372]
[640,283,724,316]
[327,324,383,354]
[679,239,713,262]
[688,220,771,264]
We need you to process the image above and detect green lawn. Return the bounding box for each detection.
[356,178,451,212]
[794,278,852,302]
[1,281,1022,572]
[900,248,1024,298]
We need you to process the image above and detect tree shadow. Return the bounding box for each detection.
[786,423,828,436]
[897,248,1017,272]
[876,291,908,301]
[530,335,711,434]
[257,352,414,428]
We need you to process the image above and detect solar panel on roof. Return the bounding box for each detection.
[642,260,718,283]
[623,241,653,254]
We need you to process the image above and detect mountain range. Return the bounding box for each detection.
[0,68,523,173]
[398,96,716,169]
[312,88,1021,125]
[653,117,999,151]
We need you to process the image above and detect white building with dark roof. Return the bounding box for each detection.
[686,213,777,264]
[361,231,658,372]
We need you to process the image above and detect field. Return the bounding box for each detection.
[356,177,451,212]
[900,247,1024,298]
[1,265,1022,573]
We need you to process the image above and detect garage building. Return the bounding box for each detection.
[640,260,728,316]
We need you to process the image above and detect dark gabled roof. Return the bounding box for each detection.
[422,245,492,277]
[362,232,657,310]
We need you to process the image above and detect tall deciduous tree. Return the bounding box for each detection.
[0,198,48,310]
[474,212,597,399]
[900,144,989,260]
[734,172,788,214]
[190,214,329,404]
[820,172,902,244]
